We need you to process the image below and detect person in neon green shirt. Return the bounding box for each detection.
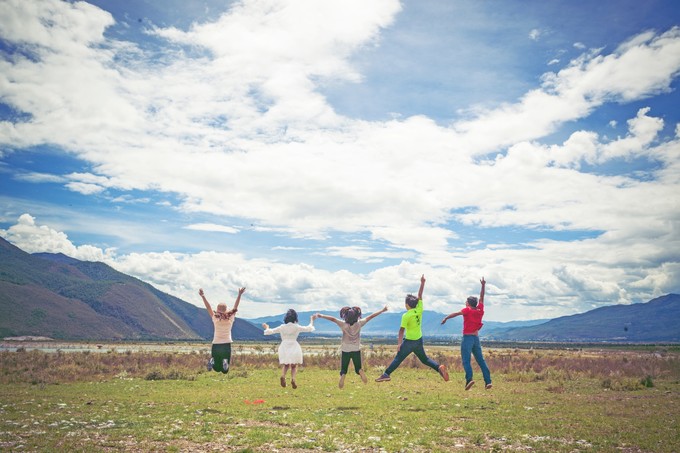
[376,274,449,382]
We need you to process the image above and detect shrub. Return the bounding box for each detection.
[640,375,654,388]
[145,370,164,381]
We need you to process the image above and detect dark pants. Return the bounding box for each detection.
[211,343,232,373]
[340,351,362,375]
[384,337,440,375]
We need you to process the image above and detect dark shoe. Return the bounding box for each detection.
[375,373,391,382]
[485,383,493,390]
[280,377,286,388]
[438,365,449,382]
[465,380,475,391]
[291,380,297,389]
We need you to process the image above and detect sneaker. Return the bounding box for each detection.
[465,380,475,391]
[438,365,449,382]
[291,380,297,389]
[338,374,345,389]
[359,369,368,384]
[207,357,214,371]
[280,377,286,388]
[375,373,391,382]
[485,383,493,390]
[222,359,230,374]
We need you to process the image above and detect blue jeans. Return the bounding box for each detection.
[461,335,491,384]
[384,337,440,375]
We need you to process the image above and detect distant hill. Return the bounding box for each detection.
[2,237,677,343]
[491,294,680,342]
[0,238,264,341]
[247,297,679,343]
[246,310,548,338]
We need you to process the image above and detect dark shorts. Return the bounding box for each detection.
[340,350,362,375]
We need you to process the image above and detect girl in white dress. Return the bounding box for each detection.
[263,309,317,389]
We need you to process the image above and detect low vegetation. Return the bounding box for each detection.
[0,343,678,451]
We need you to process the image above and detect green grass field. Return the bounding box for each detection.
[1,345,678,452]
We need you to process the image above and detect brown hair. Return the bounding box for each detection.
[405,294,419,308]
[340,306,362,325]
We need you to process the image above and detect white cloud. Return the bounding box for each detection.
[2,213,678,322]
[184,223,240,234]
[14,172,66,183]
[454,28,680,155]
[65,182,105,195]
[529,28,541,41]
[0,2,678,321]
[2,3,679,254]
[0,213,115,262]
[545,107,665,168]
[325,245,412,263]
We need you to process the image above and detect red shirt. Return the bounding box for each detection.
[461,301,484,335]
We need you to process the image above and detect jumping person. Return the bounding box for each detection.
[441,277,492,390]
[375,274,449,382]
[199,287,245,374]
[315,305,388,388]
[263,310,317,389]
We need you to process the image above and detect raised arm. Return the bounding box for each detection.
[198,288,213,317]
[417,274,426,300]
[297,314,317,333]
[364,306,388,323]
[262,322,283,335]
[315,313,343,327]
[229,287,246,315]
[441,311,462,325]
[479,277,485,306]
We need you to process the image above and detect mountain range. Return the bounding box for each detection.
[489,293,679,342]
[245,311,550,338]
[0,237,264,341]
[244,295,680,342]
[1,236,678,342]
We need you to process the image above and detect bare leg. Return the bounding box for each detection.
[359,369,367,384]
[280,364,288,387]
[291,364,298,389]
[339,373,345,389]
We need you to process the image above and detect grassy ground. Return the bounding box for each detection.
[0,345,678,452]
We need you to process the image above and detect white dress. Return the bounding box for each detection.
[264,322,315,365]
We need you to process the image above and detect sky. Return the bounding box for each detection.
[0,0,679,322]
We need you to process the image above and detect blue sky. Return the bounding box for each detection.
[1,0,679,321]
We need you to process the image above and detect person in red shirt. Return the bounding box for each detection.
[441,277,492,390]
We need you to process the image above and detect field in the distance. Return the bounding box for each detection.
[1,343,678,452]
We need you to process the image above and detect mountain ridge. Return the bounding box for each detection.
[0,237,264,341]
[1,237,678,342]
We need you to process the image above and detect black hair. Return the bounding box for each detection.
[284,309,298,324]
[466,296,478,308]
[340,306,362,325]
[405,294,419,308]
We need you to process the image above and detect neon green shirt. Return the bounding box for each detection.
[400,299,423,340]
